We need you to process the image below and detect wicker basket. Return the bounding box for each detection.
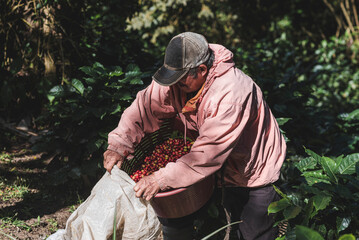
[121,118,214,219]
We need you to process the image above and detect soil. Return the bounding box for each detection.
[0,136,93,240]
[0,127,226,240]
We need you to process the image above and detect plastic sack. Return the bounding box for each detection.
[47,165,162,240]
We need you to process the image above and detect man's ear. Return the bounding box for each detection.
[198,64,208,76]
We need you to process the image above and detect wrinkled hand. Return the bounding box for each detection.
[134,174,160,201]
[103,150,124,173]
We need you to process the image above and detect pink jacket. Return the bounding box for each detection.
[108,44,287,190]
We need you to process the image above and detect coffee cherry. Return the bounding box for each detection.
[130,138,194,182]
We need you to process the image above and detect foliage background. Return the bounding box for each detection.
[1,0,359,238]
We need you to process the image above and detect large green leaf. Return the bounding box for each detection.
[295,157,317,172]
[320,156,338,183]
[72,79,85,95]
[268,199,291,214]
[338,153,359,175]
[302,170,330,185]
[312,194,331,211]
[295,225,324,240]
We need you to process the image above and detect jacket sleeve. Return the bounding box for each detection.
[154,83,259,190]
[107,81,177,157]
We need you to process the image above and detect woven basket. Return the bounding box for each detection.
[121,118,214,219]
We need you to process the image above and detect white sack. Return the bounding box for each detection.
[47,165,161,240]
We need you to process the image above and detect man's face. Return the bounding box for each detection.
[175,66,207,93]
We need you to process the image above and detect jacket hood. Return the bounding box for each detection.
[200,44,235,100]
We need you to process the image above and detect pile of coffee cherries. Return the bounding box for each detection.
[130,138,194,182]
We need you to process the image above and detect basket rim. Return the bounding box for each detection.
[154,187,187,198]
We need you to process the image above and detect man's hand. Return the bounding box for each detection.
[103,150,124,173]
[134,174,160,201]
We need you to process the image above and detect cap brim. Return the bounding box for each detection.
[153,66,189,86]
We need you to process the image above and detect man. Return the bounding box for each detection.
[103,32,286,240]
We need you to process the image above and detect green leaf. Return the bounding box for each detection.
[295,225,324,240]
[338,234,356,240]
[109,69,123,77]
[93,62,105,70]
[272,184,288,199]
[295,157,317,172]
[130,78,144,85]
[336,217,351,233]
[79,66,98,77]
[304,148,322,164]
[110,105,122,115]
[125,64,141,77]
[276,117,291,126]
[312,195,331,211]
[283,205,301,220]
[268,199,291,214]
[71,79,85,95]
[84,77,96,84]
[302,170,330,185]
[47,95,55,103]
[95,139,105,149]
[340,109,359,121]
[320,157,338,183]
[338,153,359,175]
[48,85,65,98]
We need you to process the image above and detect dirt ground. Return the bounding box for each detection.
[0,137,92,240]
[0,127,229,240]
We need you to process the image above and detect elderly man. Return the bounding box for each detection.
[104,32,286,240]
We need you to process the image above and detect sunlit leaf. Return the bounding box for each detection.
[295,157,317,172]
[268,199,291,214]
[72,79,85,95]
[48,85,65,97]
[338,234,356,240]
[320,157,338,183]
[338,153,359,175]
[336,217,351,233]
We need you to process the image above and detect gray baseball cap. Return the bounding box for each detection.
[153,32,210,86]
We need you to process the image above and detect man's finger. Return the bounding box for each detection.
[135,185,145,198]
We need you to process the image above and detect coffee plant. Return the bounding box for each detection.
[270,148,359,239]
[33,62,147,184]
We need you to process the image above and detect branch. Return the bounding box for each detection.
[351,0,359,27]
[322,0,345,37]
[340,0,356,35]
